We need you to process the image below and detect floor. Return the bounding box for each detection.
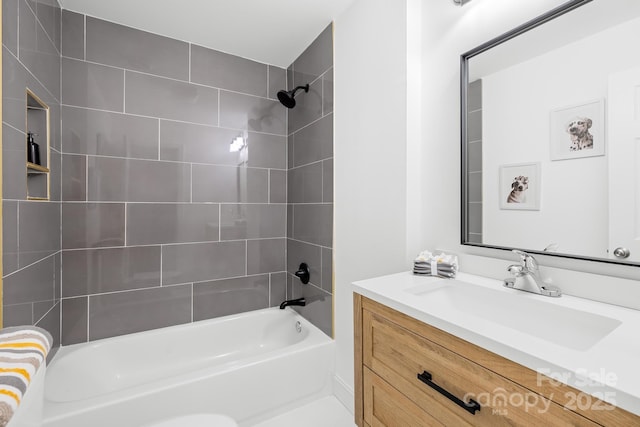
[251,396,355,427]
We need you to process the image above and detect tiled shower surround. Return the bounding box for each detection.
[2,0,62,351]
[286,25,334,336]
[2,3,334,345]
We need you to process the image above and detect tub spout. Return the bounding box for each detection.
[279,297,306,309]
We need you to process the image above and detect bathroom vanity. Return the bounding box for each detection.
[352,273,640,426]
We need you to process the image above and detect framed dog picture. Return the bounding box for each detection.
[499,162,541,210]
[549,99,605,160]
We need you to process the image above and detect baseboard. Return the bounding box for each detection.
[332,374,354,415]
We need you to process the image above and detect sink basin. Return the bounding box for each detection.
[406,280,621,351]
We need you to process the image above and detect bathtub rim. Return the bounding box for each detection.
[45,306,332,415]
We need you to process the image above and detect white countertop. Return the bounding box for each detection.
[352,271,640,416]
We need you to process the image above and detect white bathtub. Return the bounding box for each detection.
[43,308,335,427]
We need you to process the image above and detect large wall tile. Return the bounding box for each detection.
[89,285,191,340]
[270,272,287,307]
[61,154,86,201]
[292,204,333,248]
[288,276,332,337]
[321,247,332,293]
[219,91,286,136]
[468,141,482,173]
[292,24,333,86]
[322,159,333,203]
[62,246,161,297]
[270,170,286,204]
[33,299,55,324]
[35,301,60,353]
[267,65,289,99]
[62,58,124,111]
[19,0,60,100]
[62,106,159,159]
[61,297,87,345]
[3,125,27,200]
[4,256,56,305]
[87,157,191,202]
[86,17,189,80]
[286,239,321,288]
[221,204,286,240]
[50,149,62,201]
[323,68,333,115]
[192,165,268,203]
[3,201,18,275]
[36,1,61,53]
[125,71,218,125]
[292,113,333,166]
[288,78,322,135]
[468,202,482,235]
[62,203,125,249]
[3,0,18,56]
[3,47,27,131]
[191,45,267,97]
[288,162,322,204]
[193,275,269,321]
[19,201,61,266]
[160,121,242,165]
[247,132,286,169]
[162,241,246,285]
[127,203,219,245]
[3,303,33,327]
[61,9,84,60]
[268,66,287,101]
[247,238,286,275]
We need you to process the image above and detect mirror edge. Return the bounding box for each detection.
[457,0,640,268]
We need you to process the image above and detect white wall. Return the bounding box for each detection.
[333,0,411,408]
[332,0,640,412]
[482,16,640,258]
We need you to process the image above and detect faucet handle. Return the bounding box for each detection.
[512,249,538,271]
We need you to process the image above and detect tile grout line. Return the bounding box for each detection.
[55,151,287,171]
[123,70,126,113]
[85,154,89,201]
[58,103,287,138]
[124,202,128,246]
[86,296,90,342]
[83,14,86,60]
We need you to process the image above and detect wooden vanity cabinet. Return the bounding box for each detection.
[354,294,639,427]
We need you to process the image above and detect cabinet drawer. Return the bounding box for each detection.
[363,309,598,427]
[364,367,444,427]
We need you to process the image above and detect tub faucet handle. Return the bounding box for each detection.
[294,263,310,284]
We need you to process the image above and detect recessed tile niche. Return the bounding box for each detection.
[26,89,51,200]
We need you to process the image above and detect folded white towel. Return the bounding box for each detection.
[413,250,458,278]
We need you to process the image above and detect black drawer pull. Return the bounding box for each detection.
[417,371,481,415]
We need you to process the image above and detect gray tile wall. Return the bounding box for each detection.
[286,24,333,336]
[58,13,290,344]
[467,79,482,244]
[2,0,62,354]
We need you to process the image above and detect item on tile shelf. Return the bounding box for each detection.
[27,132,41,165]
[413,250,458,278]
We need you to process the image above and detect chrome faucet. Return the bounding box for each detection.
[504,250,561,297]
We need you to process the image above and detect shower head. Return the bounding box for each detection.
[277,84,309,109]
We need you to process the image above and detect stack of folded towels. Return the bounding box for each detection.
[413,250,458,278]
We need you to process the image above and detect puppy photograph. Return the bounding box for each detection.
[566,117,593,151]
[507,175,528,203]
[499,163,540,210]
[550,99,604,160]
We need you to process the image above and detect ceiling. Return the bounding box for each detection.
[58,0,355,68]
